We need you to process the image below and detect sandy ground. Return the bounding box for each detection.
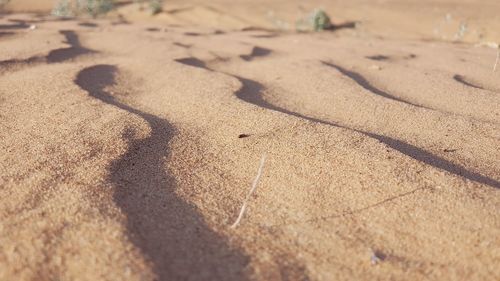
[0,1,499,280]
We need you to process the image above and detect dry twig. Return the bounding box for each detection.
[230,154,267,229]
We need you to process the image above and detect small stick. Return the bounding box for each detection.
[230,154,267,229]
[494,48,500,72]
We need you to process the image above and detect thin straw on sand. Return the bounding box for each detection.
[231,154,267,229]
[493,48,500,72]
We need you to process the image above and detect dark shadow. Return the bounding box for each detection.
[8,19,32,23]
[0,31,15,37]
[366,54,416,61]
[372,250,387,262]
[0,30,95,75]
[74,65,250,280]
[242,76,500,189]
[165,7,193,14]
[78,22,98,28]
[366,55,390,61]
[326,21,357,31]
[47,30,95,63]
[241,26,275,32]
[0,21,30,29]
[321,61,430,109]
[453,74,484,90]
[251,33,279,38]
[175,57,499,189]
[364,133,499,188]
[146,27,160,32]
[240,46,272,61]
[175,57,208,69]
[173,42,192,49]
[0,55,45,74]
[184,32,201,36]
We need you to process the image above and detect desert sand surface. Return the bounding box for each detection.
[0,0,499,280]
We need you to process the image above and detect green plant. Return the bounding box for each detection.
[149,0,163,15]
[134,0,163,15]
[52,0,72,17]
[311,9,331,31]
[296,9,332,32]
[52,0,162,18]
[52,0,114,18]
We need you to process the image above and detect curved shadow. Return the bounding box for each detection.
[175,57,207,69]
[47,30,95,63]
[0,56,45,73]
[365,54,417,62]
[175,57,499,189]
[250,33,279,39]
[321,61,430,109]
[235,77,500,189]
[366,55,390,61]
[75,65,249,280]
[173,42,192,49]
[453,74,485,90]
[0,30,95,74]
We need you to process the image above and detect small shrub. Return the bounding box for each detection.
[52,0,163,18]
[149,0,163,15]
[135,0,163,15]
[52,0,72,17]
[296,9,332,32]
[311,9,332,31]
[52,0,114,18]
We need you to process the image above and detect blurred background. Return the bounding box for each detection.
[1,0,499,44]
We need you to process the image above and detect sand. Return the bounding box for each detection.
[0,1,499,280]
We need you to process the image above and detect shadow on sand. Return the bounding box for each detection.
[75,64,249,280]
[174,57,499,189]
[0,30,95,73]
